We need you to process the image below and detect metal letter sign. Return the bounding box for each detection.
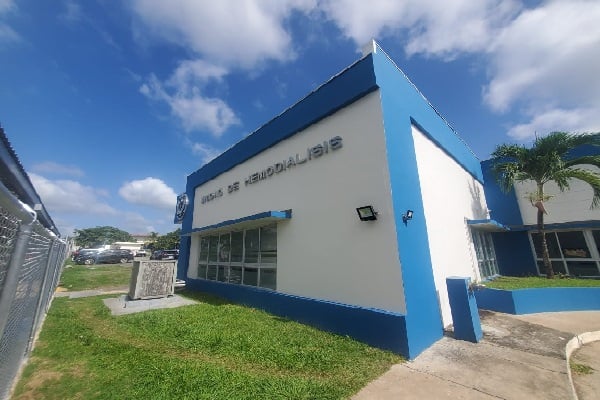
[174,193,189,223]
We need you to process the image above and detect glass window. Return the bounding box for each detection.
[218,233,231,263]
[208,235,219,262]
[557,231,589,258]
[230,231,244,263]
[259,268,276,290]
[217,265,229,282]
[229,266,243,284]
[592,230,600,257]
[197,264,207,279]
[472,230,499,279]
[198,237,209,264]
[530,230,600,277]
[531,232,562,258]
[244,228,259,263]
[243,267,258,286]
[567,261,599,276]
[195,224,277,289]
[206,265,218,280]
[260,225,277,264]
[537,260,566,275]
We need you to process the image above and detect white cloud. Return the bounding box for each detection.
[59,0,83,23]
[122,211,157,234]
[132,1,318,135]
[483,0,600,141]
[317,0,600,142]
[131,0,316,68]
[188,141,221,165]
[31,161,85,178]
[119,177,177,210]
[140,60,239,135]
[507,107,600,141]
[0,0,15,14]
[29,173,117,215]
[0,0,20,45]
[320,0,519,59]
[484,1,600,112]
[0,24,19,43]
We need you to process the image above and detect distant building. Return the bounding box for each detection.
[131,234,153,244]
[174,42,600,359]
[111,242,144,253]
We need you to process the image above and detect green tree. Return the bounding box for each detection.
[491,132,600,278]
[153,228,181,250]
[74,226,134,248]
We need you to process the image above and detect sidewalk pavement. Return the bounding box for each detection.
[352,310,600,400]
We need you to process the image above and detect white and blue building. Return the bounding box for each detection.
[175,42,600,359]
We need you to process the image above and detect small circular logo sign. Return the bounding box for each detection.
[175,193,189,222]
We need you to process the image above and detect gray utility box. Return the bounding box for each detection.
[128,260,177,300]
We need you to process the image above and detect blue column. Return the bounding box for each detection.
[446,277,483,343]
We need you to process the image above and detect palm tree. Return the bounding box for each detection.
[491,132,600,278]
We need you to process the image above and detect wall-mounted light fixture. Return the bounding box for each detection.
[402,209,414,224]
[356,205,378,221]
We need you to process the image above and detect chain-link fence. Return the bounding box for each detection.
[0,181,67,400]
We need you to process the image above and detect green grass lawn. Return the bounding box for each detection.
[485,276,600,290]
[58,262,132,291]
[13,268,402,399]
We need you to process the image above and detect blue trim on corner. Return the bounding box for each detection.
[372,49,454,358]
[185,210,292,235]
[186,278,410,356]
[476,287,600,314]
[480,159,523,227]
[446,277,483,343]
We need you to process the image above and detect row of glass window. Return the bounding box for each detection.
[197,225,277,289]
[530,229,600,276]
[472,230,500,279]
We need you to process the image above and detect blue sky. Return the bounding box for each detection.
[1,0,599,237]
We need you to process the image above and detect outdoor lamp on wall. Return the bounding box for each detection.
[402,209,414,224]
[356,205,378,221]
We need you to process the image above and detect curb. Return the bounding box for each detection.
[565,330,600,400]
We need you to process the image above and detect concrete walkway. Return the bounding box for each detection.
[352,310,600,400]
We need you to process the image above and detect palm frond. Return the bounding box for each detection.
[565,155,600,169]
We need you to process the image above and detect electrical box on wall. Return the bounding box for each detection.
[128,260,177,300]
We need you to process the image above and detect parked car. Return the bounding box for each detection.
[71,248,100,260]
[135,250,147,257]
[150,249,179,260]
[75,249,133,265]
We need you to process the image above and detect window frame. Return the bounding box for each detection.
[528,229,600,277]
[196,224,277,290]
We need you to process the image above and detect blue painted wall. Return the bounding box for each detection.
[446,277,483,343]
[371,47,486,357]
[480,159,523,227]
[492,231,537,276]
[476,287,600,314]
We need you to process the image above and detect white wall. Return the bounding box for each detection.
[189,91,407,313]
[412,125,489,328]
[514,165,600,225]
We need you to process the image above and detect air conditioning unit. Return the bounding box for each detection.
[128,260,177,300]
